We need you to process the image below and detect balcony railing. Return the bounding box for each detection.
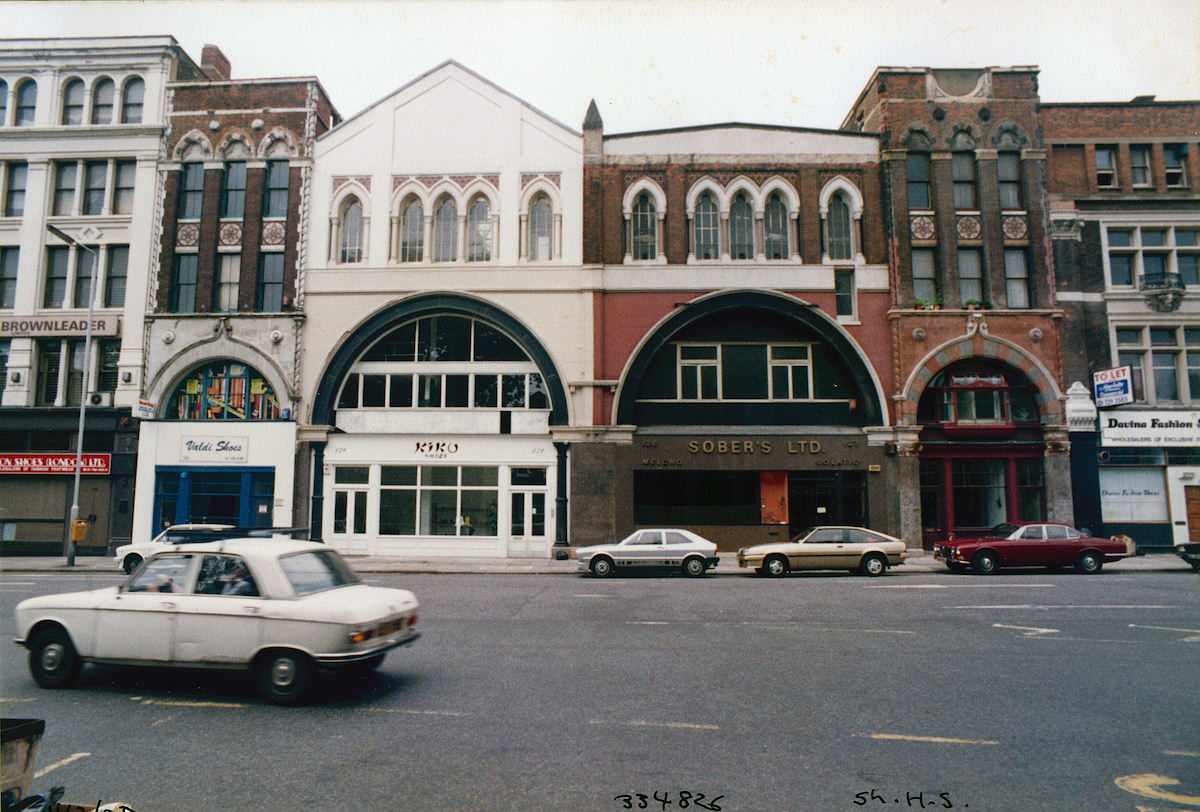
[1139,272,1184,291]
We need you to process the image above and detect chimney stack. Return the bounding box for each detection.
[200,45,231,80]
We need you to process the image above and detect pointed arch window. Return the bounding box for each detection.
[61,79,84,125]
[432,198,458,262]
[0,80,7,126]
[827,194,853,261]
[467,197,491,262]
[631,192,657,261]
[952,152,978,210]
[529,194,553,260]
[91,78,115,125]
[120,77,144,123]
[399,198,424,262]
[339,198,364,263]
[763,192,789,260]
[693,192,719,260]
[15,80,37,127]
[730,192,755,260]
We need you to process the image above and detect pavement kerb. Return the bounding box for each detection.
[1,551,1193,576]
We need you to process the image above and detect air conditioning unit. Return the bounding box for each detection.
[88,392,113,407]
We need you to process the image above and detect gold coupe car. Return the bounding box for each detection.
[737,526,907,577]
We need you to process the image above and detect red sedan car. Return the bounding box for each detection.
[933,522,1137,575]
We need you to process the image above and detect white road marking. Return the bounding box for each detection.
[590,719,719,731]
[862,733,998,745]
[950,604,1175,610]
[573,594,611,598]
[1163,750,1200,758]
[809,626,915,635]
[868,583,1055,589]
[34,752,90,777]
[994,623,1060,637]
[626,621,669,625]
[1130,624,1200,642]
[0,698,37,704]
[139,698,247,708]
[367,708,471,717]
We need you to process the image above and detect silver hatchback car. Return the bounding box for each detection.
[575,529,719,577]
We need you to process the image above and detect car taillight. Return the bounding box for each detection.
[407,614,418,627]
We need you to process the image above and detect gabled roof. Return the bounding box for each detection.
[321,59,581,141]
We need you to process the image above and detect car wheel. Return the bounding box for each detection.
[254,649,314,705]
[589,556,614,578]
[972,550,1000,575]
[682,557,706,578]
[29,628,82,689]
[122,554,142,574]
[1075,551,1103,574]
[763,555,788,577]
[860,553,887,577]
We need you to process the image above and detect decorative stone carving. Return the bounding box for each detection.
[219,222,243,246]
[1028,327,1043,342]
[956,214,982,240]
[911,327,927,342]
[262,221,286,245]
[176,223,199,247]
[1002,215,1028,241]
[1146,288,1184,312]
[910,214,935,241]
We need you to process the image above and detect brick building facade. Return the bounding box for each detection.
[842,67,1071,548]
[132,45,340,542]
[1044,97,1200,548]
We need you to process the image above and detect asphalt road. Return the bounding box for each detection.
[2,567,1197,812]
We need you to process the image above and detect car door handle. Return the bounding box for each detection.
[160,601,176,609]
[243,605,260,614]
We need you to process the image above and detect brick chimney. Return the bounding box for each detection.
[200,45,231,80]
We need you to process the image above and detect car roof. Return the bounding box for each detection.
[150,538,328,559]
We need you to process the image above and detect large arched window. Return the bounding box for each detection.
[919,365,1039,430]
[61,78,84,125]
[466,197,491,262]
[339,197,364,263]
[399,198,423,262]
[631,192,657,261]
[827,194,853,261]
[15,79,37,127]
[167,361,281,420]
[336,315,550,412]
[90,78,115,125]
[693,192,719,260]
[120,77,144,124]
[432,197,458,262]
[528,194,553,261]
[0,80,7,126]
[763,192,789,260]
[729,192,755,260]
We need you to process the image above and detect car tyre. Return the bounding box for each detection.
[255,649,314,705]
[682,557,706,578]
[29,628,82,689]
[763,555,789,577]
[1075,551,1103,574]
[860,553,888,577]
[589,556,614,578]
[122,554,142,574]
[972,550,1000,575]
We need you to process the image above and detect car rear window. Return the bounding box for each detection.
[279,550,362,595]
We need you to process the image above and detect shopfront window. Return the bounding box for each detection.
[375,465,499,537]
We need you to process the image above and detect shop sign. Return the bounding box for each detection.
[0,453,110,475]
[0,315,119,338]
[1100,411,1200,447]
[1093,366,1133,408]
[1099,468,1168,522]
[180,436,248,462]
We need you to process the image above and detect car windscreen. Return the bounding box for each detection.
[279,550,362,595]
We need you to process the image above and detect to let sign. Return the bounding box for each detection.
[1094,366,1133,408]
[0,454,111,474]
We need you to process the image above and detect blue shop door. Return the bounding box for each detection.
[153,468,275,531]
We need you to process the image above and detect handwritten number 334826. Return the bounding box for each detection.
[613,790,724,810]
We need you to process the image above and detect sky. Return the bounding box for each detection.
[4,0,1199,133]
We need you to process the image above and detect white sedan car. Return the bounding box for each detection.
[575,529,719,577]
[17,538,419,705]
[113,523,233,573]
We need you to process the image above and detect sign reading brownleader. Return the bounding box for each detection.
[0,453,111,474]
[0,315,119,338]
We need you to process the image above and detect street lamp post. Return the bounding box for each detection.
[47,224,98,567]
